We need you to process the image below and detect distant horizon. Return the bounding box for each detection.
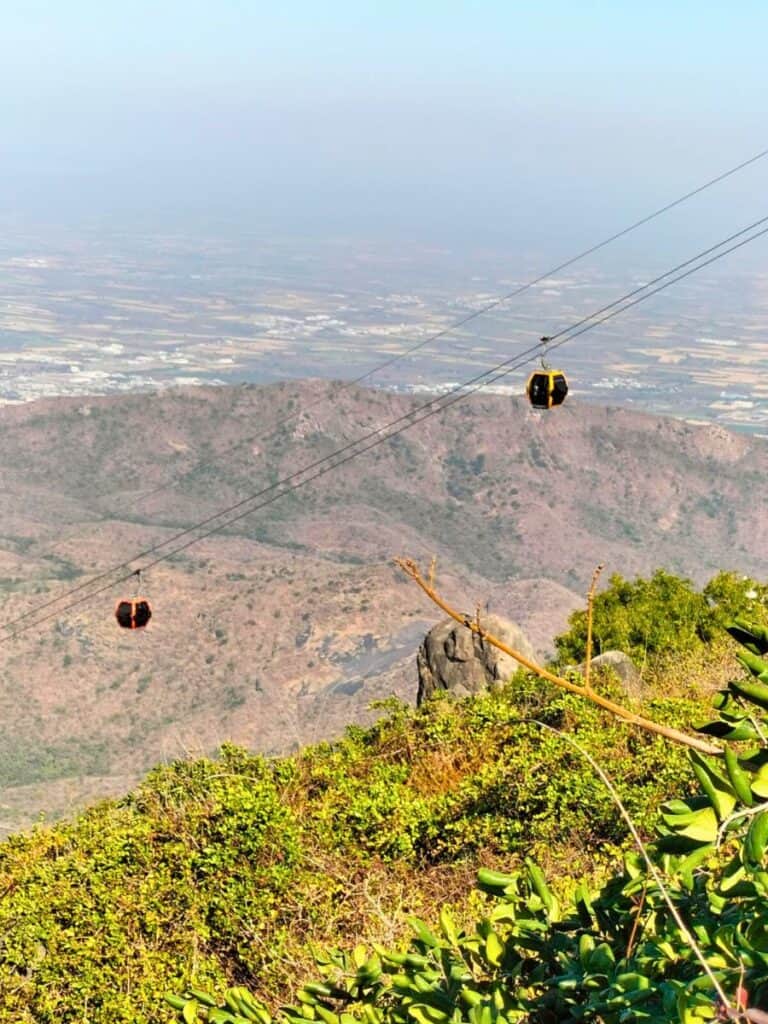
[1,2,765,257]
[1,2,766,433]
[0,210,765,435]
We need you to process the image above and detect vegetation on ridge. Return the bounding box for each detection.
[167,617,768,1024]
[554,569,768,666]
[0,569,764,1022]
[0,684,695,1022]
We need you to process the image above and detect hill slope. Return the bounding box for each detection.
[0,381,766,826]
[0,682,698,1023]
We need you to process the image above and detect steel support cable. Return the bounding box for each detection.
[118,145,768,511]
[5,216,768,637]
[131,219,768,566]
[536,214,768,346]
[7,213,767,637]
[3,218,767,644]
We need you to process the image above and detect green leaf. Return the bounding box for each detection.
[315,1006,340,1024]
[574,881,595,927]
[746,810,768,864]
[737,650,768,678]
[579,933,595,967]
[187,989,219,1008]
[459,988,483,1009]
[696,718,759,741]
[408,917,440,948]
[587,942,615,974]
[690,752,736,820]
[408,1005,449,1024]
[438,907,458,945]
[731,676,768,711]
[183,1000,200,1024]
[614,972,649,992]
[724,748,755,807]
[208,1013,240,1024]
[720,855,749,894]
[476,868,517,895]
[524,858,558,919]
[729,619,768,654]
[661,804,718,843]
[484,929,504,967]
[751,764,768,799]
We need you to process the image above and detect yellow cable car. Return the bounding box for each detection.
[526,368,569,409]
[526,336,569,409]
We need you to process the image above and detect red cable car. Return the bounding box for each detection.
[115,597,152,630]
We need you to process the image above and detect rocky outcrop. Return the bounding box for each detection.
[577,650,643,698]
[417,615,535,705]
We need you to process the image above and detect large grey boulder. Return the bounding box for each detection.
[417,615,535,705]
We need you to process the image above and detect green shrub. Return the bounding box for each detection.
[0,681,696,1021]
[554,569,768,664]
[166,618,768,1024]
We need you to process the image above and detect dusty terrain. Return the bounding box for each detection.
[0,380,765,831]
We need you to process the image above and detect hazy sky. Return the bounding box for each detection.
[1,1,766,248]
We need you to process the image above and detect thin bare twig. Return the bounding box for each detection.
[717,798,768,848]
[584,564,604,693]
[625,883,647,960]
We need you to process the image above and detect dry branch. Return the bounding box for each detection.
[396,557,721,756]
[584,563,604,693]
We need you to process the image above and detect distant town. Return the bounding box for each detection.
[1,223,766,433]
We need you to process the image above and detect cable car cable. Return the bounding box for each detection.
[529,215,768,349]
[3,215,767,643]
[5,215,767,637]
[128,217,768,571]
[114,145,768,512]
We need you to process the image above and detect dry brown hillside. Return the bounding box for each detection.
[0,380,764,831]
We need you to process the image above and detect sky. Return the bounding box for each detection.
[1,1,766,251]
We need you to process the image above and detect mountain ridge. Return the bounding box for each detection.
[0,379,765,830]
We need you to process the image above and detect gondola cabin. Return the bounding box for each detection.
[526,369,568,410]
[115,598,152,630]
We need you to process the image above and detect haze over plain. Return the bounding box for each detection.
[1,1,765,242]
[1,3,767,426]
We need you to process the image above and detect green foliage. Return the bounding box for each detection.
[0,747,301,1023]
[554,569,768,664]
[168,617,768,1024]
[0,681,695,1022]
[300,681,695,867]
[8,572,768,1023]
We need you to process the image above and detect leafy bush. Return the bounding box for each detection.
[167,618,768,1024]
[299,680,696,871]
[554,569,768,665]
[0,679,695,1022]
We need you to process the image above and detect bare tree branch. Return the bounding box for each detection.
[395,557,722,756]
